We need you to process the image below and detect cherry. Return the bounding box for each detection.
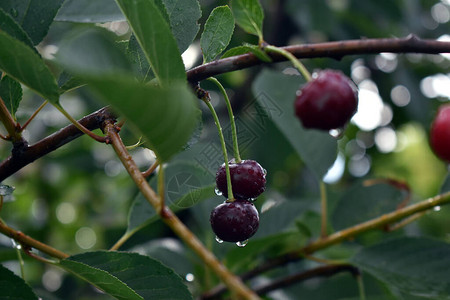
[210,199,259,243]
[215,159,266,200]
[430,104,450,162]
[294,69,358,130]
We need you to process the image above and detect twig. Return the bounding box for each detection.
[0,95,21,142]
[0,220,68,260]
[187,35,450,83]
[104,121,260,300]
[253,264,359,296]
[0,107,116,181]
[142,160,159,178]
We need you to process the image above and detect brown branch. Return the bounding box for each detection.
[253,264,359,296]
[0,107,116,182]
[187,35,450,83]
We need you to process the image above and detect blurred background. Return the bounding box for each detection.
[0,0,449,299]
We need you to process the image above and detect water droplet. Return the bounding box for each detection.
[329,128,344,139]
[11,239,21,250]
[263,168,267,176]
[236,240,248,247]
[434,206,441,212]
[214,188,222,196]
[249,198,256,201]
[10,8,18,17]
[215,236,224,244]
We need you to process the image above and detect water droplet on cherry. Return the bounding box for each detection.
[329,128,344,139]
[215,236,224,244]
[236,240,248,247]
[214,188,222,196]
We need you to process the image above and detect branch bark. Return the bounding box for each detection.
[0,107,115,182]
[187,35,450,83]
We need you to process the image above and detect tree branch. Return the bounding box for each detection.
[187,35,450,83]
[0,107,116,182]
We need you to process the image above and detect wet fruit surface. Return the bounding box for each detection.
[210,199,259,243]
[430,104,450,162]
[294,69,358,130]
[215,159,266,200]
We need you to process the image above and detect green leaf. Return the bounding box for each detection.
[57,72,85,94]
[351,237,450,299]
[115,0,186,86]
[221,44,272,62]
[59,251,192,299]
[252,69,337,180]
[332,181,406,231]
[231,0,264,40]
[86,75,199,162]
[159,0,201,53]
[128,161,214,232]
[0,0,65,45]
[56,27,132,76]
[0,8,35,51]
[126,35,152,81]
[0,31,59,104]
[200,6,235,63]
[0,75,22,120]
[55,0,124,23]
[0,264,38,300]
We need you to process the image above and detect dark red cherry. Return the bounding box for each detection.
[294,69,358,130]
[215,159,266,200]
[210,199,259,243]
[430,104,450,162]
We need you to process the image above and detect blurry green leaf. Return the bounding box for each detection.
[126,35,152,81]
[0,31,59,104]
[86,75,198,162]
[55,0,124,22]
[222,44,272,62]
[116,0,186,86]
[332,181,406,231]
[252,69,337,180]
[56,27,132,76]
[0,8,35,51]
[159,0,201,53]
[0,0,64,45]
[231,0,264,40]
[351,237,450,299]
[440,174,450,193]
[60,251,193,299]
[0,264,38,299]
[128,162,214,232]
[0,75,22,120]
[200,6,235,63]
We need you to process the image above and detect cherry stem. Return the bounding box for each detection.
[264,45,312,81]
[20,100,48,132]
[320,180,328,238]
[11,239,26,279]
[202,97,235,201]
[55,104,107,143]
[208,77,241,163]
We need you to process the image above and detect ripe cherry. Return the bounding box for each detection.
[430,104,450,162]
[294,69,358,130]
[215,159,266,200]
[210,199,259,243]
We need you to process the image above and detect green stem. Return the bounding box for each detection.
[158,163,165,209]
[202,98,235,201]
[356,274,366,300]
[12,240,26,279]
[320,181,328,238]
[264,45,312,81]
[55,104,106,143]
[207,77,241,163]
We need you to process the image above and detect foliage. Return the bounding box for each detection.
[0,0,449,299]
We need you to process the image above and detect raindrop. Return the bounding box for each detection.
[236,240,248,247]
[249,198,256,202]
[11,239,21,250]
[263,168,267,176]
[329,128,344,139]
[215,236,224,244]
[434,206,441,212]
[214,188,222,196]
